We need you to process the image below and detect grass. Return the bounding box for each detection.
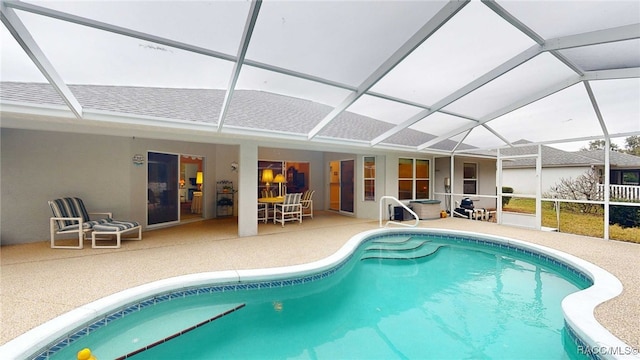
[503,198,640,244]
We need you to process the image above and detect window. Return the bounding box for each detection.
[258,160,310,198]
[363,156,375,201]
[622,170,640,185]
[398,158,430,200]
[463,163,477,195]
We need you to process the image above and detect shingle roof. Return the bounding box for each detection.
[501,140,640,168]
[577,150,640,168]
[0,82,469,151]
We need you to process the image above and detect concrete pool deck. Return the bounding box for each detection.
[1,212,639,352]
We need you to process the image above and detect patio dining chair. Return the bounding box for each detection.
[258,202,268,223]
[273,193,302,227]
[301,189,315,219]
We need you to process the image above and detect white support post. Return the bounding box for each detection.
[535,145,542,230]
[450,155,455,216]
[497,148,502,224]
[604,139,611,240]
[238,142,258,237]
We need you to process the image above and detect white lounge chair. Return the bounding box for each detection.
[49,197,141,249]
[48,197,112,249]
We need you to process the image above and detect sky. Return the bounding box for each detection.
[1,0,638,152]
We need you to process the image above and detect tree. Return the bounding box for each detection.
[583,140,619,152]
[582,136,640,155]
[624,136,640,156]
[553,167,602,213]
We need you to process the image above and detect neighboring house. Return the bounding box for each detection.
[501,140,640,200]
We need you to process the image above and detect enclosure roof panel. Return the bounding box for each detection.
[1,0,638,154]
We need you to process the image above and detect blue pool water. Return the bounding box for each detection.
[48,234,591,359]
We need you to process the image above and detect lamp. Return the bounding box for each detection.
[273,173,285,197]
[261,169,274,192]
[196,171,203,190]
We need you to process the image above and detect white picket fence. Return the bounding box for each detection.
[598,184,640,201]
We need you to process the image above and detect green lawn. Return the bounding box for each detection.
[503,198,640,244]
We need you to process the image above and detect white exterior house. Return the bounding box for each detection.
[501,141,640,200]
[1,83,497,245]
[1,1,637,244]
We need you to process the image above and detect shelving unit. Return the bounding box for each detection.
[216,180,235,217]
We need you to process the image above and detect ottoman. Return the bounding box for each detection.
[91,220,142,249]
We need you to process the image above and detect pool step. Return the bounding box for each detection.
[114,303,245,359]
[81,302,246,360]
[365,239,431,252]
[362,239,446,261]
[370,236,415,244]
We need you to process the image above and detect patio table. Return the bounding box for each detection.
[258,196,284,221]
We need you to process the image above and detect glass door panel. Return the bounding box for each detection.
[148,152,179,226]
[340,160,354,213]
[329,161,340,211]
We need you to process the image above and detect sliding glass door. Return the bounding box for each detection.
[148,152,179,226]
[329,159,354,214]
[340,160,354,213]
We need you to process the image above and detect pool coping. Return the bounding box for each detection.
[1,228,636,360]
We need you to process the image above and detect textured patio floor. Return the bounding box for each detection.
[1,212,638,350]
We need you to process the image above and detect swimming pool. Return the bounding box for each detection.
[2,228,630,359]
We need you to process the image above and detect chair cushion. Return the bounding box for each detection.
[93,220,140,232]
[56,218,111,232]
[280,193,301,212]
[49,197,91,229]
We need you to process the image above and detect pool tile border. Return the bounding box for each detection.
[9,229,628,360]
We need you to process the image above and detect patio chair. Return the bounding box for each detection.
[257,202,268,223]
[48,197,113,249]
[453,199,484,220]
[301,189,315,219]
[261,189,275,198]
[453,200,473,219]
[273,193,302,227]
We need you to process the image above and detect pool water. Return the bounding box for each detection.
[50,235,590,359]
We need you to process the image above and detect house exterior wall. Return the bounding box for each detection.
[2,128,133,245]
[434,156,497,210]
[502,167,590,195]
[321,152,388,220]
[1,127,494,244]
[1,128,231,245]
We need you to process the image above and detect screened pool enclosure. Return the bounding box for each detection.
[1,0,639,239]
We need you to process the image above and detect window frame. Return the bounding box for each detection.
[363,156,375,201]
[463,162,478,195]
[398,157,430,200]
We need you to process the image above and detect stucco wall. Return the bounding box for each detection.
[502,167,590,195]
[2,128,133,244]
[1,129,232,244]
[434,156,497,210]
[1,127,496,244]
[1,128,338,244]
